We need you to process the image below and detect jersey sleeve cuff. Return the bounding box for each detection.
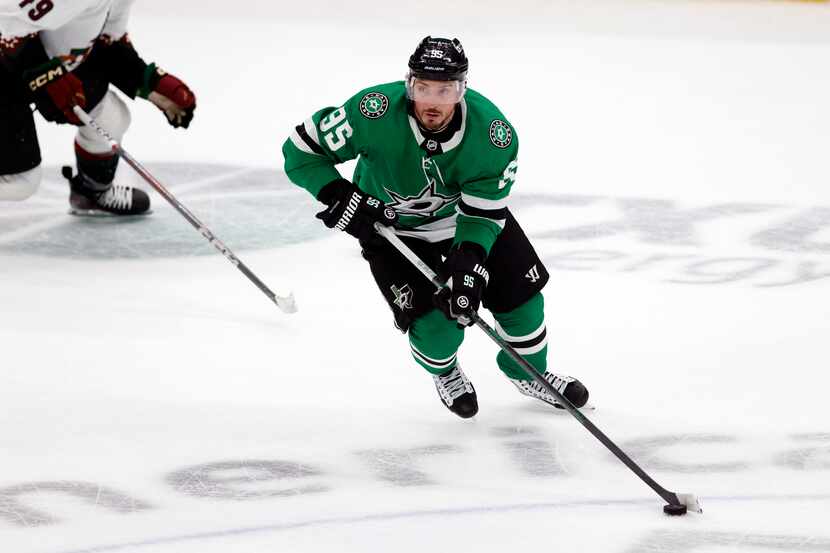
[453,217,502,256]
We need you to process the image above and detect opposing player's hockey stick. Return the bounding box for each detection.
[73,106,297,314]
[375,222,701,515]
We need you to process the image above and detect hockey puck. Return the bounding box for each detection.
[663,503,688,516]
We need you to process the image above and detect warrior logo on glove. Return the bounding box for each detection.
[315,178,399,241]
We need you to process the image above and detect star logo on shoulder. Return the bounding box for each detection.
[489,119,512,149]
[359,92,389,119]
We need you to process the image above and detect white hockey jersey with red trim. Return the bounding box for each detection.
[0,0,134,69]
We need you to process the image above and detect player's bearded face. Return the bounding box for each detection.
[408,78,464,131]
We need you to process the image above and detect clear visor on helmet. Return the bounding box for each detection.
[405,74,466,105]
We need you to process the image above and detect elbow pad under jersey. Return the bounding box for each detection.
[87,34,149,99]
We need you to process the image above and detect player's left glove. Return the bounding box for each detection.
[315,178,398,241]
[434,242,489,328]
[139,64,196,128]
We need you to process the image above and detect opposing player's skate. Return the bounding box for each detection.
[433,365,478,418]
[63,166,151,216]
[511,371,589,409]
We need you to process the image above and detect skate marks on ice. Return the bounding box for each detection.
[2,428,829,552]
[0,164,323,259]
[0,482,154,527]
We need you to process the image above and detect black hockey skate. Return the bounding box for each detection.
[510,371,589,409]
[432,365,478,418]
[63,166,151,216]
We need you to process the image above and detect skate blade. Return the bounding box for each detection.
[554,402,596,411]
[69,207,153,217]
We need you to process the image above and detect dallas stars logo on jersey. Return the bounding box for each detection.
[359,92,389,119]
[391,283,414,310]
[284,82,518,246]
[384,157,459,217]
[489,119,512,149]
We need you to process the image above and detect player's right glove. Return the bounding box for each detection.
[24,59,87,125]
[315,178,398,241]
[434,242,489,328]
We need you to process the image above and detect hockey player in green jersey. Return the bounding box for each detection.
[283,36,589,418]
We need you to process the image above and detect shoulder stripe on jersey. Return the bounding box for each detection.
[290,129,315,155]
[303,117,321,145]
[294,123,326,155]
[461,192,509,211]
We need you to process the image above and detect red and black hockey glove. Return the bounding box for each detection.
[138,64,196,128]
[315,178,398,241]
[434,242,489,328]
[25,59,86,125]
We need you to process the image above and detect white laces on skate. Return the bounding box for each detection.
[97,185,133,210]
[511,372,573,404]
[433,366,473,406]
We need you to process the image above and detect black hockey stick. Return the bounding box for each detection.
[72,106,297,314]
[375,222,701,515]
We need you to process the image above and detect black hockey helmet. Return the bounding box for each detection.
[407,36,468,82]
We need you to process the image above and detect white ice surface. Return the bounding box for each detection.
[2,1,830,552]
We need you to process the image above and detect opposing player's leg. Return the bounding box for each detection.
[485,211,589,409]
[0,84,42,201]
[360,235,478,418]
[0,168,41,201]
[65,90,150,216]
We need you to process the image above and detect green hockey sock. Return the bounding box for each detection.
[493,292,548,381]
[408,308,465,375]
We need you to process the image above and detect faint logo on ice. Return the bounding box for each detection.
[3,174,830,288]
[1,430,829,553]
[0,164,325,259]
[511,194,830,288]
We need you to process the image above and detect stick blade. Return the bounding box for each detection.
[275,292,298,314]
[676,493,703,514]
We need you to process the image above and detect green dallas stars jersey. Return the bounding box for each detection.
[282,81,519,254]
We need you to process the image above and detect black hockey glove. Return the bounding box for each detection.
[434,242,489,328]
[315,178,398,241]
